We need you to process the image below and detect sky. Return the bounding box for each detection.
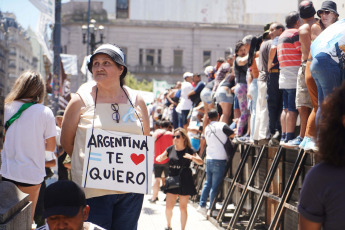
[0,0,70,31]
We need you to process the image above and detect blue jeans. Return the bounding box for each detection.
[178,110,190,128]
[86,193,144,230]
[311,52,342,123]
[267,73,282,135]
[282,89,297,112]
[199,159,227,208]
[248,79,258,140]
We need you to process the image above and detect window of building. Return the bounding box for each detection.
[116,0,129,19]
[139,48,143,65]
[157,49,162,65]
[203,51,211,68]
[173,50,183,68]
[145,49,155,66]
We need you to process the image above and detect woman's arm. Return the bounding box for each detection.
[183,152,203,165]
[156,150,168,162]
[45,159,56,168]
[136,94,150,135]
[298,215,322,230]
[45,136,56,152]
[61,94,84,156]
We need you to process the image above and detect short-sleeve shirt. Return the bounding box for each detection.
[1,102,56,185]
[166,145,195,176]
[176,81,193,112]
[298,162,345,229]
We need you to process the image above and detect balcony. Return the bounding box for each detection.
[130,65,186,75]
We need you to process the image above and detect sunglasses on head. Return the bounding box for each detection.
[319,10,331,15]
[173,135,181,139]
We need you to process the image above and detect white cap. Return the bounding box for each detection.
[183,72,193,79]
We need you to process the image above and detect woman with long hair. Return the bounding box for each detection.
[298,81,345,229]
[1,70,56,222]
[156,128,203,230]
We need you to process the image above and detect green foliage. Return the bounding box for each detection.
[125,72,153,92]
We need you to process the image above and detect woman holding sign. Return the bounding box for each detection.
[61,44,149,230]
[156,128,203,230]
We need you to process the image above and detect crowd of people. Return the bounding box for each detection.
[1,1,345,230]
[152,1,344,152]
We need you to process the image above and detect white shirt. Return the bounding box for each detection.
[176,81,193,112]
[204,121,229,160]
[1,101,56,184]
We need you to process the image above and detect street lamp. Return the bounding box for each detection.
[82,19,105,54]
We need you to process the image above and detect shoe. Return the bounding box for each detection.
[304,138,318,152]
[165,227,172,230]
[299,136,310,149]
[285,136,303,147]
[232,136,240,144]
[197,206,208,215]
[238,134,250,143]
[148,197,158,203]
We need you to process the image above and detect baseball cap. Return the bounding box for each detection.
[299,1,316,19]
[87,44,127,79]
[56,110,65,117]
[183,72,193,79]
[43,181,86,218]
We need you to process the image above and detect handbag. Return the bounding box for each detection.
[165,175,180,190]
[209,125,235,160]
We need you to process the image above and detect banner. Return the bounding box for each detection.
[153,79,173,99]
[60,54,78,76]
[82,128,154,194]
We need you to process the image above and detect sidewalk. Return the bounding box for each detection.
[138,191,220,230]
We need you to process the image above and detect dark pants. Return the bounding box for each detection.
[267,72,282,135]
[87,193,144,230]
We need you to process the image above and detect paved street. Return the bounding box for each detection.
[138,191,220,230]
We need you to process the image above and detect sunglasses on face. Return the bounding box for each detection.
[319,10,331,15]
[111,103,120,123]
[173,135,181,139]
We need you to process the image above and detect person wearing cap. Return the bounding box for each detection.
[304,1,340,151]
[37,180,105,230]
[296,1,318,150]
[175,72,194,130]
[316,0,339,30]
[61,44,149,230]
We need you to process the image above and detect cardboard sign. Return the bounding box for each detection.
[82,128,154,194]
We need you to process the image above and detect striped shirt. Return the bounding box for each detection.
[277,29,301,68]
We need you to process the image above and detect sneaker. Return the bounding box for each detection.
[285,136,303,146]
[232,136,240,144]
[238,134,250,143]
[197,206,208,215]
[299,136,310,149]
[304,138,318,152]
[165,227,172,230]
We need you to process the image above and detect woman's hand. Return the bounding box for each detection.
[183,153,203,165]
[156,150,168,162]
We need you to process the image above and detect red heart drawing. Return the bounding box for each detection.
[130,153,145,165]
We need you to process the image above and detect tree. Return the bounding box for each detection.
[125,72,153,92]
